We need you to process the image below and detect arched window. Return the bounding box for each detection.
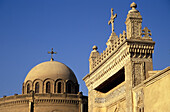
[57,82,61,93]
[46,81,50,93]
[27,84,30,93]
[67,83,71,93]
[35,82,39,93]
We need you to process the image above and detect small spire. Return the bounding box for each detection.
[130,2,137,9]
[129,2,139,13]
[48,48,57,61]
[89,45,99,72]
[92,45,98,51]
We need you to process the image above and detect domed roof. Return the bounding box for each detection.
[24,61,78,83]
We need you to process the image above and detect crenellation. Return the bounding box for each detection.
[91,35,127,71]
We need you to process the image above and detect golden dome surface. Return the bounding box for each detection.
[24,61,78,83]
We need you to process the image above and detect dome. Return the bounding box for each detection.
[24,61,78,83]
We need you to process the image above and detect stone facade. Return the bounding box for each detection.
[0,93,87,112]
[83,2,170,112]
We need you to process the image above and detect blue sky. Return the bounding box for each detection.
[0,0,169,97]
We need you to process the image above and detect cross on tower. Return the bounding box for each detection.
[108,8,117,33]
[48,48,57,61]
[142,27,152,40]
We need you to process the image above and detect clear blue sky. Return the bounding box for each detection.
[0,0,169,97]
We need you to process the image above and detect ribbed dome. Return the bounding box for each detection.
[24,61,78,83]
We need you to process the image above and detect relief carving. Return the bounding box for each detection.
[95,85,125,103]
[136,89,144,112]
[133,62,145,87]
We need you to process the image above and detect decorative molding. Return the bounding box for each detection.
[129,41,154,58]
[89,48,129,88]
[91,32,126,71]
[144,67,170,86]
[136,88,144,112]
[35,99,79,105]
[132,61,145,87]
[0,100,29,106]
[95,85,126,104]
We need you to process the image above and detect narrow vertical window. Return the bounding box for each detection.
[46,81,50,93]
[22,85,24,94]
[57,82,61,93]
[67,83,71,93]
[27,84,30,93]
[75,85,78,94]
[35,82,39,93]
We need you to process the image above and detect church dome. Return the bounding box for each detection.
[24,61,78,83]
[23,60,79,94]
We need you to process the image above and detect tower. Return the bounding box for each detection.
[84,2,156,112]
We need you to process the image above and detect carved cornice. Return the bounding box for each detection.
[35,99,79,105]
[0,100,29,106]
[85,46,130,89]
[92,50,128,85]
[84,40,155,88]
[84,39,127,82]
[0,93,86,107]
[127,39,155,58]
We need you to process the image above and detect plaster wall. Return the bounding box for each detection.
[144,73,170,112]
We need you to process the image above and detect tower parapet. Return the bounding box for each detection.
[87,2,155,74]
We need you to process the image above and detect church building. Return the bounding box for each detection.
[0,2,169,112]
[83,2,170,112]
[0,49,88,112]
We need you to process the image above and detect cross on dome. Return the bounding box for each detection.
[48,48,57,61]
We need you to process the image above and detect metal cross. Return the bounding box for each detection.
[108,8,117,33]
[48,48,57,61]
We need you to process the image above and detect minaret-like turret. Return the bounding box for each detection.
[125,2,142,39]
[89,45,99,72]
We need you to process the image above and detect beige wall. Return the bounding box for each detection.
[35,105,79,112]
[144,73,170,112]
[0,104,29,112]
[107,100,126,112]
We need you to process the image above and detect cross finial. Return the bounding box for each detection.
[48,48,57,61]
[108,8,117,33]
[142,27,152,40]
